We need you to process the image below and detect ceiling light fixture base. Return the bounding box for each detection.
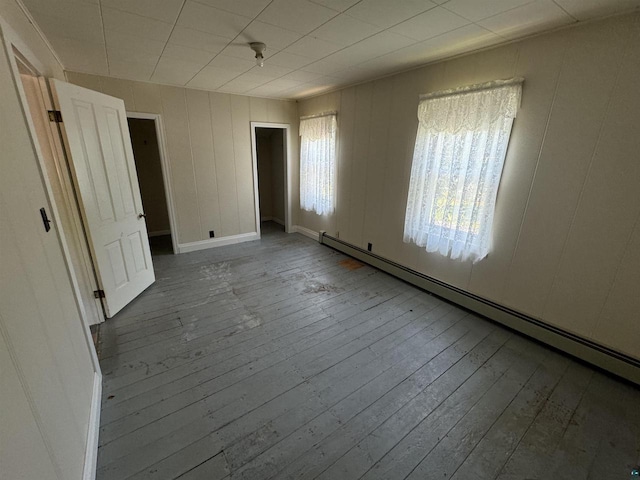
[249,42,266,67]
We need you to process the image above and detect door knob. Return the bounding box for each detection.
[138,213,146,219]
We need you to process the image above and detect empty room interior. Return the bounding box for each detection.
[2,0,640,479]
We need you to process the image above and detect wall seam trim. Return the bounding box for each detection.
[228,96,242,234]
[183,88,203,240]
[207,93,222,236]
[501,36,570,304]
[0,314,64,479]
[541,22,634,319]
[13,0,65,73]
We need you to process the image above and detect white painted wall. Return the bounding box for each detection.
[0,0,63,78]
[0,9,98,479]
[65,72,299,248]
[296,12,640,361]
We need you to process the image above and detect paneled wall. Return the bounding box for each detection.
[1,6,97,477]
[0,0,64,78]
[297,12,640,360]
[66,72,299,246]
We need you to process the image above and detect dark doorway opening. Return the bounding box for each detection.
[255,127,286,233]
[128,117,173,255]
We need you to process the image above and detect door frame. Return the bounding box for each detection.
[23,73,105,326]
[127,111,178,255]
[0,21,102,359]
[0,18,102,480]
[250,122,293,236]
[2,20,105,327]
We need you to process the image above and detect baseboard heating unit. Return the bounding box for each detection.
[318,231,640,386]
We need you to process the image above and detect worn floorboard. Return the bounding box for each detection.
[96,223,640,480]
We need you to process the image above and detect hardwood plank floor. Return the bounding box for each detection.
[96,223,640,480]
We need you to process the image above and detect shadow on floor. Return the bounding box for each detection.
[149,234,173,256]
[261,220,285,234]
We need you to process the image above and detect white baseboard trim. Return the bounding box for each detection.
[83,371,101,480]
[148,229,171,238]
[260,216,273,222]
[292,225,319,241]
[178,232,259,254]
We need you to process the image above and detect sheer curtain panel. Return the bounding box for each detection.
[404,78,523,262]
[299,113,337,215]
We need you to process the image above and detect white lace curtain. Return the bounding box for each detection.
[300,113,337,215]
[404,78,523,262]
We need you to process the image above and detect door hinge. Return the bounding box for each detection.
[93,289,105,299]
[48,110,63,123]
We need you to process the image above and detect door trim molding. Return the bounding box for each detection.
[82,371,102,480]
[127,112,178,255]
[250,122,293,239]
[36,76,104,326]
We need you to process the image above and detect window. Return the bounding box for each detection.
[404,78,523,262]
[299,113,337,215]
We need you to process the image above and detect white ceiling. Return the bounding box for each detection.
[22,0,640,99]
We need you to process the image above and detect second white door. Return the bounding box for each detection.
[48,79,155,317]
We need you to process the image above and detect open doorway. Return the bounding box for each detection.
[127,114,177,255]
[15,51,104,326]
[256,127,286,232]
[250,122,292,238]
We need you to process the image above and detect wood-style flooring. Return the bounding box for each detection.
[96,222,640,480]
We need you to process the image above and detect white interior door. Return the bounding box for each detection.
[48,79,155,317]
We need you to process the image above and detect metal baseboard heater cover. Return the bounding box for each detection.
[319,232,640,386]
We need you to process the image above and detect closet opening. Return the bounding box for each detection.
[127,114,177,255]
[250,122,292,238]
[256,127,286,232]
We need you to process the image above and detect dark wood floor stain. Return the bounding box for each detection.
[339,258,365,271]
[96,222,640,480]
